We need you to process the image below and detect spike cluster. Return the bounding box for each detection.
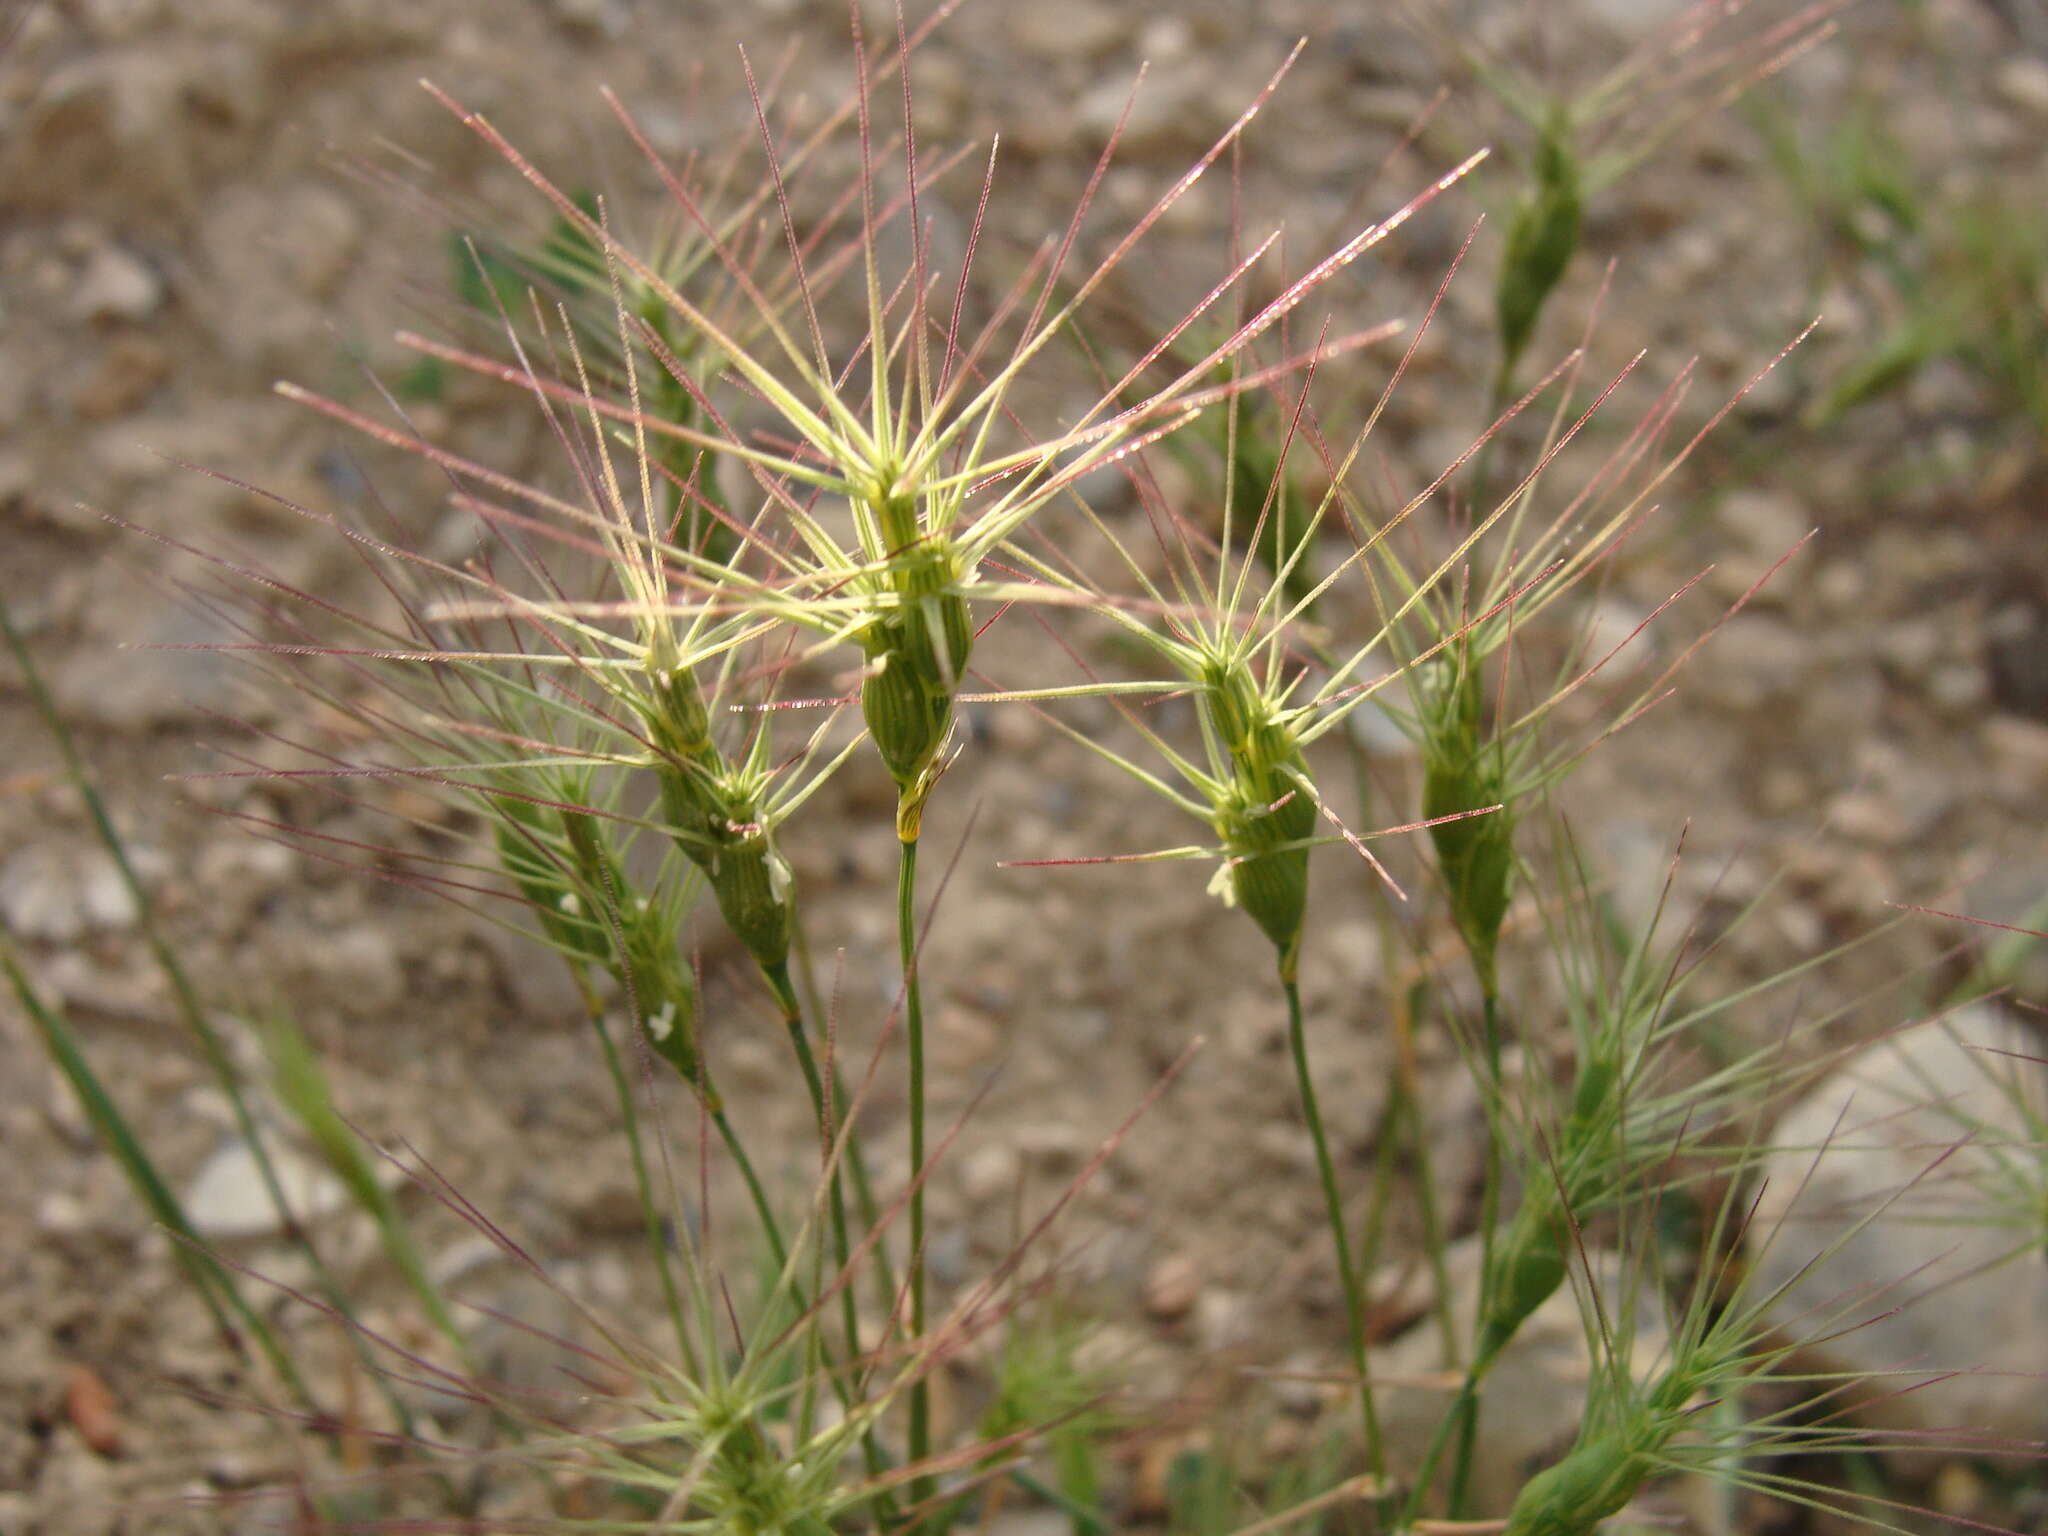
[1419,645,1516,996]
[633,665,798,972]
[1496,111,1583,386]
[857,488,976,837]
[1198,657,1317,979]
[492,780,706,1089]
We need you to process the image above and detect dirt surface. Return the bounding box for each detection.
[3,0,2046,1529]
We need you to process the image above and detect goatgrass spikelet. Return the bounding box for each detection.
[1418,643,1516,994]
[1198,656,1319,976]
[1496,109,1583,386]
[1501,1436,1639,1536]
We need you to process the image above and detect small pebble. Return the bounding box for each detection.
[69,243,163,322]
[1142,1251,1200,1322]
[184,1137,353,1239]
[64,1365,123,1459]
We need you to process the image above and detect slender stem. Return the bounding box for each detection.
[4,944,311,1404]
[1401,1019,1461,1373]
[1398,1370,1482,1528]
[791,919,895,1282]
[1,599,332,1404]
[766,962,864,1287]
[710,1105,788,1278]
[764,958,898,1506]
[899,829,934,1519]
[1448,989,1506,1516]
[1282,974,1384,1488]
[584,986,695,1373]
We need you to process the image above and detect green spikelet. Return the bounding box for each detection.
[1496,110,1583,386]
[1219,778,1315,975]
[1478,1042,1629,1365]
[648,766,796,970]
[1565,1051,1620,1151]
[540,800,706,1093]
[492,797,610,967]
[633,667,798,969]
[1200,660,1317,978]
[703,824,795,971]
[1476,1181,1570,1366]
[1420,648,1515,995]
[860,618,958,790]
[618,898,704,1093]
[859,494,974,811]
[644,664,717,769]
[1502,1437,1642,1536]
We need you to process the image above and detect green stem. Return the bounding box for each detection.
[1282,975,1384,1489]
[1448,990,1506,1515]
[899,829,933,1520]
[584,986,694,1373]
[792,916,895,1281]
[3,944,310,1402]
[1398,1369,1483,1528]
[712,1104,788,1279]
[1009,1469,1111,1536]
[766,958,883,1281]
[1,599,332,1406]
[765,958,897,1506]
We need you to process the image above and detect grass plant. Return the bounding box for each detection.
[9,3,2045,1532]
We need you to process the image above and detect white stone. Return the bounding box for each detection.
[35,1191,92,1235]
[184,1137,352,1239]
[70,242,164,322]
[0,844,154,943]
[959,1141,1021,1205]
[1718,489,1811,563]
[1008,0,1124,60]
[1747,1005,2048,1447]
[1995,56,2048,118]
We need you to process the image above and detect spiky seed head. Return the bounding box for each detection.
[1565,1050,1621,1150]
[642,751,797,970]
[1476,1181,1571,1367]
[860,626,955,793]
[492,798,613,968]
[1496,108,1584,380]
[1502,1437,1642,1536]
[547,807,703,1087]
[1419,650,1516,994]
[1217,778,1316,978]
[1199,656,1290,770]
[622,908,704,1092]
[860,527,975,809]
[1191,656,1318,976]
[640,664,717,768]
[518,803,705,1093]
[704,825,795,971]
